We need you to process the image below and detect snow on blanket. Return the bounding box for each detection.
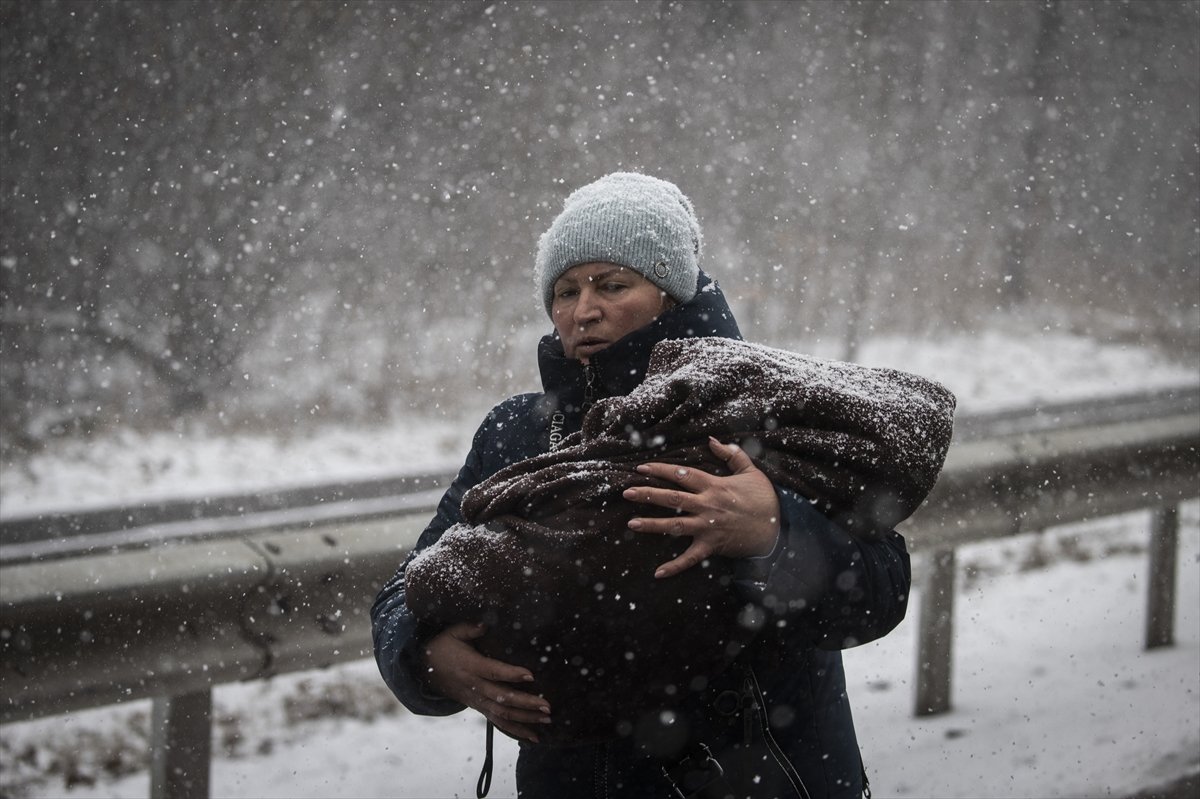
[406,337,956,744]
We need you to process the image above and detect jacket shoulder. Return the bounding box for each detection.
[470,392,553,472]
[484,392,545,420]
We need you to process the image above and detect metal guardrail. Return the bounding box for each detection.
[1,513,429,799]
[900,392,1199,714]
[0,470,458,563]
[1,513,427,719]
[4,384,1193,561]
[1,387,1197,798]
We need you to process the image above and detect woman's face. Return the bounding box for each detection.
[551,262,673,363]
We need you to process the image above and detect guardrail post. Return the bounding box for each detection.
[1145,505,1179,649]
[915,547,956,716]
[150,689,213,799]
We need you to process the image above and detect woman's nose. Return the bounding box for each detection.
[573,290,601,323]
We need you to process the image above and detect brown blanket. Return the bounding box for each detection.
[406,337,955,744]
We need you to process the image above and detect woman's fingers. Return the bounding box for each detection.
[708,436,756,474]
[475,671,552,743]
[652,539,714,579]
[447,620,488,641]
[476,653,537,686]
[633,460,707,487]
[490,715,549,744]
[623,461,709,515]
[482,689,552,722]
[422,624,552,742]
[624,439,780,575]
[465,649,550,717]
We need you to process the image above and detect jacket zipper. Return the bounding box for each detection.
[582,363,598,412]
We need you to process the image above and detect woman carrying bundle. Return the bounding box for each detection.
[372,172,953,799]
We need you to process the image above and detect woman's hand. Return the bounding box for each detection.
[421,621,552,743]
[623,437,781,579]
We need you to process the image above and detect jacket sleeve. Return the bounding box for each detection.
[735,486,912,650]
[369,427,486,716]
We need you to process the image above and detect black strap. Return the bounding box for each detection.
[661,742,733,799]
[743,666,811,799]
[476,721,494,799]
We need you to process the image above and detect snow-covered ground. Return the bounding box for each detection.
[1,329,1198,798]
[2,328,1195,520]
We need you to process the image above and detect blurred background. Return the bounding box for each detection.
[2,0,1197,451]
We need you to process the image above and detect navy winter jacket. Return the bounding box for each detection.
[371,275,911,798]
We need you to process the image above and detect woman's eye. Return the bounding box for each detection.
[601,282,627,292]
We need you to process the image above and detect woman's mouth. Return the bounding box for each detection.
[575,337,608,354]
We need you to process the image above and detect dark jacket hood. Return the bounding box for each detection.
[536,271,743,417]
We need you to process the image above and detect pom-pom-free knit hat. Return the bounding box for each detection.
[535,172,702,316]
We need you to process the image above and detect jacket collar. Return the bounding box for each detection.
[536,271,743,413]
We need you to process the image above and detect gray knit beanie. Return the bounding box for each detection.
[535,172,703,316]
